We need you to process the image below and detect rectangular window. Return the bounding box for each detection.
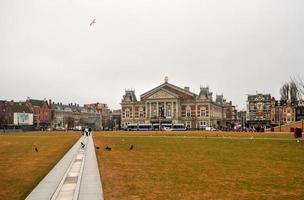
[200,108,206,117]
[139,111,144,118]
[126,110,130,118]
[199,121,207,126]
[186,121,191,128]
[167,110,171,117]
[186,109,191,117]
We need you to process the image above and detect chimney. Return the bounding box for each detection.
[184,86,190,91]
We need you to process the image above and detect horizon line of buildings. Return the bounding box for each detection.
[1,78,304,131]
[0,98,121,131]
[121,78,304,130]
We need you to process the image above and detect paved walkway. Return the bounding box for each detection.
[26,135,103,200]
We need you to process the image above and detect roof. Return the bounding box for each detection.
[28,99,45,107]
[247,94,271,101]
[123,90,137,102]
[13,102,33,113]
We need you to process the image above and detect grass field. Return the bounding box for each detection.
[0,132,80,200]
[94,131,304,200]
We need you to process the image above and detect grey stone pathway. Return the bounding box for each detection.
[26,135,103,200]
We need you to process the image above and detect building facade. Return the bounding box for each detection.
[51,102,102,130]
[236,110,247,128]
[215,95,236,129]
[296,100,304,121]
[26,98,52,129]
[121,79,231,130]
[110,109,121,130]
[84,103,111,129]
[246,93,271,128]
[270,98,296,126]
[0,100,34,130]
[0,100,14,128]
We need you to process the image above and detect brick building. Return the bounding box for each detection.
[270,98,296,126]
[121,78,232,130]
[26,98,52,129]
[0,100,33,130]
[0,100,14,128]
[215,95,237,129]
[296,100,304,121]
[246,93,271,128]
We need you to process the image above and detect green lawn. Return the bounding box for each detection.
[95,132,304,200]
[0,132,80,200]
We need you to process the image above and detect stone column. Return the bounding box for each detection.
[195,103,198,129]
[176,101,179,120]
[164,101,166,118]
[171,101,174,118]
[157,102,159,117]
[145,102,148,119]
[149,102,152,118]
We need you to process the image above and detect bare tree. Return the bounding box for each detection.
[280,77,302,102]
[280,82,290,101]
[290,80,299,102]
[294,77,304,99]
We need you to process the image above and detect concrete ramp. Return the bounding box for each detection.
[26,135,103,200]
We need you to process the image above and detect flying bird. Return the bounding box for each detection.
[90,18,96,26]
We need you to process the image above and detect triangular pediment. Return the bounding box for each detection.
[141,82,196,101]
[147,89,178,100]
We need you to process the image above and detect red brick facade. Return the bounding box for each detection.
[26,99,52,128]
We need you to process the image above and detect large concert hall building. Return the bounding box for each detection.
[121,77,235,130]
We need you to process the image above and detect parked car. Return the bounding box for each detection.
[55,127,66,131]
[205,127,217,131]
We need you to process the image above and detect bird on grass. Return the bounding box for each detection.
[96,146,100,150]
[35,147,38,152]
[105,146,112,151]
[90,18,96,26]
[129,144,134,150]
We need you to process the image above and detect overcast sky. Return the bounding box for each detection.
[0,0,303,109]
